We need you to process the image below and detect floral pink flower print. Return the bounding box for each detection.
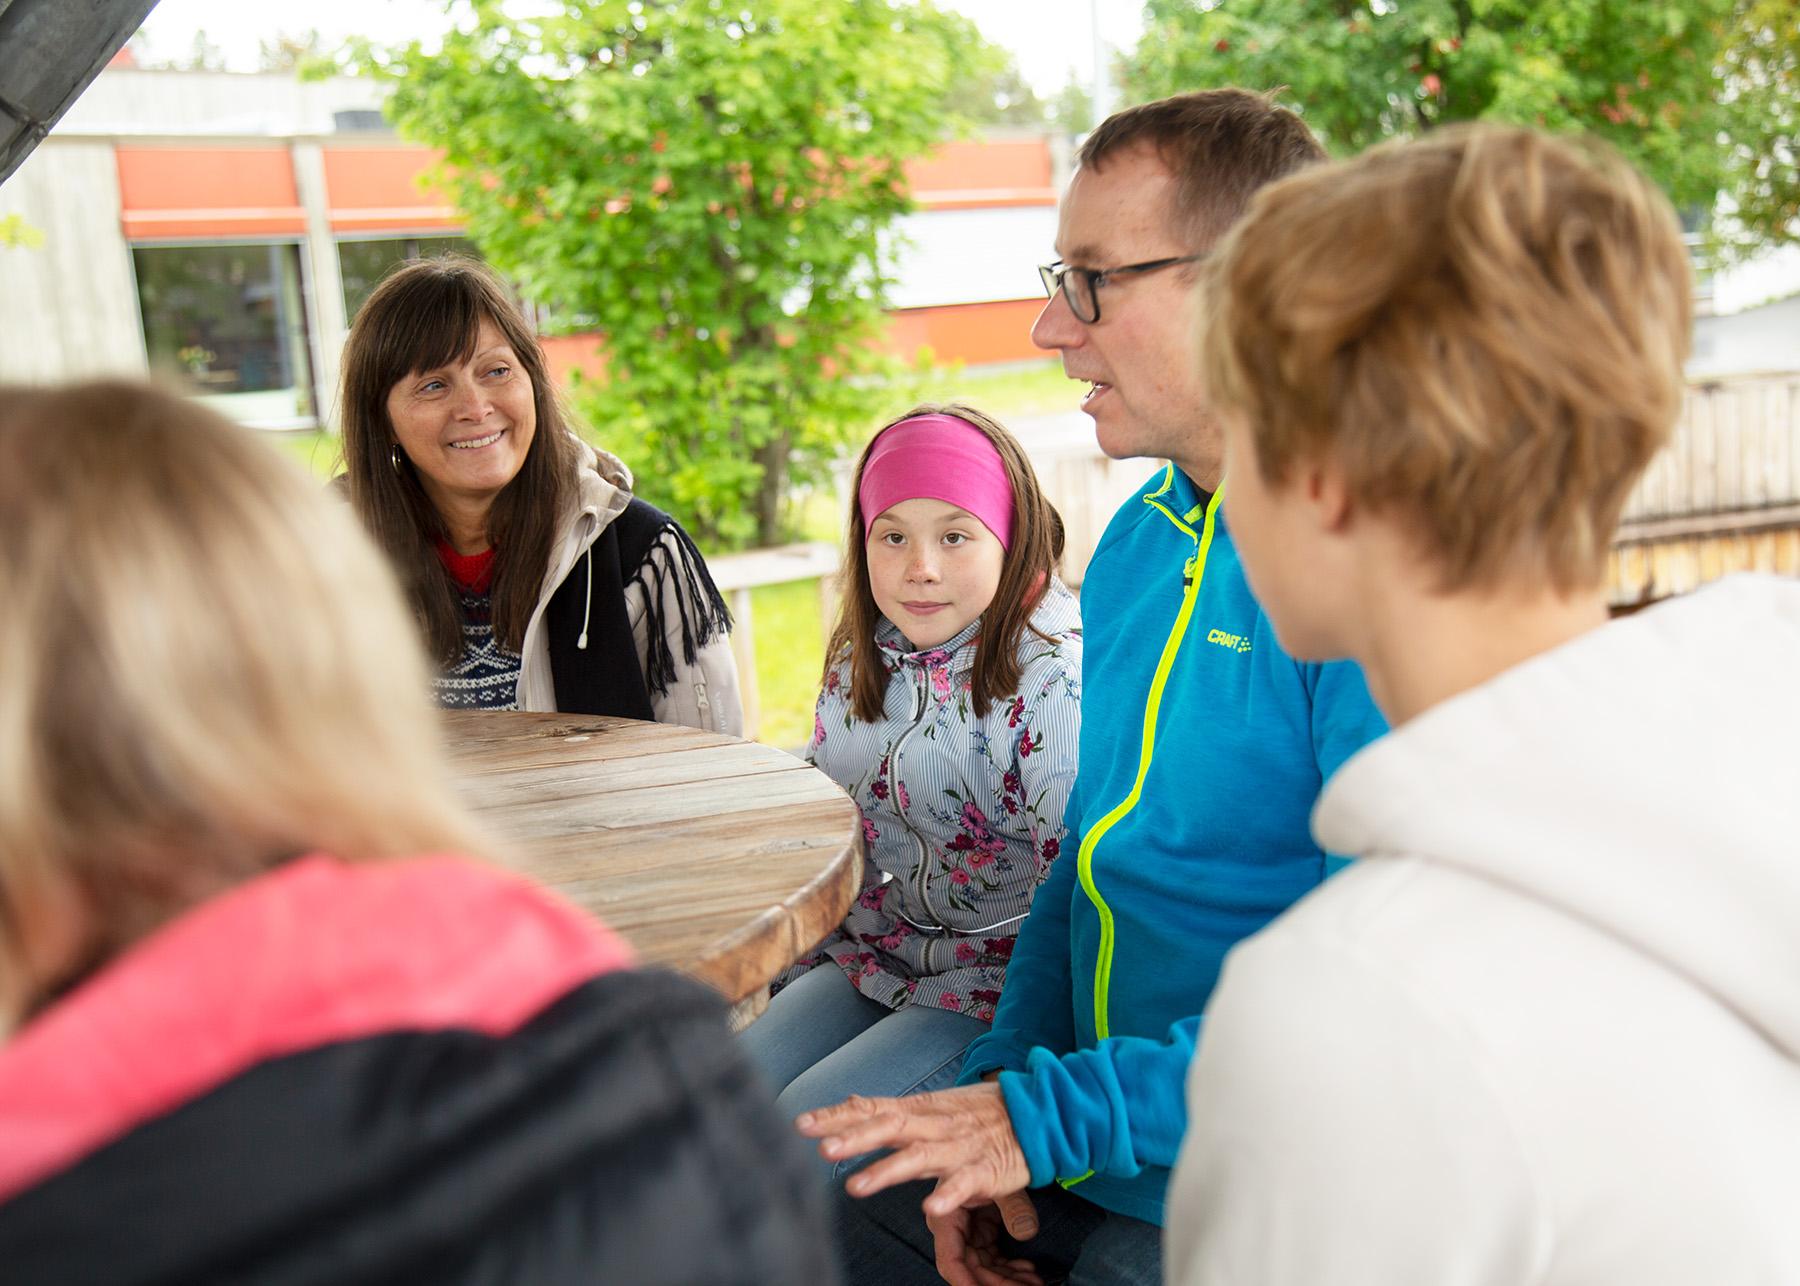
[814,713,827,746]
[788,581,1081,1027]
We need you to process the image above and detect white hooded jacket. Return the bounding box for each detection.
[1168,574,1800,1286]
[516,441,742,734]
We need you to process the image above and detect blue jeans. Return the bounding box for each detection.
[834,1175,1163,1286]
[740,963,989,1181]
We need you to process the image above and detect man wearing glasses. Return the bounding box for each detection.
[803,89,1388,1285]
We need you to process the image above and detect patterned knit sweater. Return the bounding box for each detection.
[432,542,521,711]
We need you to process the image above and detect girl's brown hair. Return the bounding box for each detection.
[0,380,488,1029]
[339,255,582,662]
[827,403,1064,723]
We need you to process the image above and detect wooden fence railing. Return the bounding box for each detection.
[1623,374,1800,524]
[708,541,841,742]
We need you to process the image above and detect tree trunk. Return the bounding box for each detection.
[752,431,791,547]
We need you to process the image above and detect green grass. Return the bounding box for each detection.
[270,429,342,481]
[924,357,1079,422]
[748,578,830,750]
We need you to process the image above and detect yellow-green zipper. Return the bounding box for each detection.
[1074,472,1224,1040]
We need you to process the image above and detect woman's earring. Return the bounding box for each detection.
[390,443,405,475]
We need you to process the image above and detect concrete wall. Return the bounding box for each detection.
[0,140,146,382]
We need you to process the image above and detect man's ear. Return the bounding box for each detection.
[1301,458,1354,535]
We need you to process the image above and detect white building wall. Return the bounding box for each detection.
[887,205,1059,309]
[59,69,385,137]
[0,141,146,382]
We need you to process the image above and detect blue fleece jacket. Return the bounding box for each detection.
[958,465,1387,1226]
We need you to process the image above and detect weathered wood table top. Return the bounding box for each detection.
[442,710,861,1006]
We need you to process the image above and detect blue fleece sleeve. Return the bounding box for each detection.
[1304,658,1388,874]
[997,1015,1198,1184]
[959,780,1082,1082]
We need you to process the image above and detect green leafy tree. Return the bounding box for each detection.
[1721,0,1799,255]
[259,29,345,79]
[944,52,1052,126]
[1125,0,1797,254]
[136,28,229,71]
[0,214,45,249]
[1049,78,1095,135]
[373,0,977,548]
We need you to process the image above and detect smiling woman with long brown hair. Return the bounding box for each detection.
[339,255,742,730]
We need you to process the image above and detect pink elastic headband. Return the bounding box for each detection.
[858,414,1015,549]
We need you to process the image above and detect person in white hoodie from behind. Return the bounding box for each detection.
[1164,123,1800,1286]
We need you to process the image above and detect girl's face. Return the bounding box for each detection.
[865,497,1006,649]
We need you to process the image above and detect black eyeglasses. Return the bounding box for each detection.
[1037,254,1206,324]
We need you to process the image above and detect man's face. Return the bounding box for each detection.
[1032,145,1219,484]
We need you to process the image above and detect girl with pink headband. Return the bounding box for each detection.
[742,403,1083,1185]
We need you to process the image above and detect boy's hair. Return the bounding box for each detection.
[0,380,488,1026]
[1202,124,1693,592]
[1079,87,1326,248]
[828,404,1065,724]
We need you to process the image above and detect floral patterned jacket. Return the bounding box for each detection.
[778,579,1082,1023]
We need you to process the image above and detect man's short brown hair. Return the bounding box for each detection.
[1079,88,1326,247]
[1202,124,1694,593]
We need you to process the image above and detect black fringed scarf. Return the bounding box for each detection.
[544,498,732,720]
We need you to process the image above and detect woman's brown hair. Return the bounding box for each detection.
[826,403,1065,723]
[339,255,582,662]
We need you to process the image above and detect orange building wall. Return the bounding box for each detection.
[109,139,1053,367]
[907,139,1052,192]
[885,298,1049,365]
[322,147,459,233]
[541,334,610,389]
[116,146,305,239]
[906,138,1057,211]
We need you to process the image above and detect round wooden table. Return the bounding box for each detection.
[442,711,861,1018]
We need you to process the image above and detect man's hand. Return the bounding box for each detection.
[796,1082,1032,1214]
[929,1195,1045,1286]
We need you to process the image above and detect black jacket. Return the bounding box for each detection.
[0,968,836,1285]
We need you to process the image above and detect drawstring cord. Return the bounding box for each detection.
[576,546,593,649]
